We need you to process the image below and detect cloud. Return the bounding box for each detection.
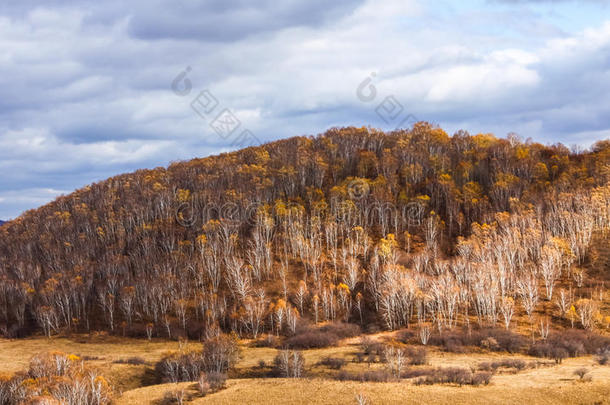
[126,0,366,41]
[0,0,609,219]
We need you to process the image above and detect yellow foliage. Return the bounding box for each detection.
[67,354,81,362]
[177,188,191,202]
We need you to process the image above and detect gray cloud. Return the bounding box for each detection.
[0,0,609,219]
[126,0,365,41]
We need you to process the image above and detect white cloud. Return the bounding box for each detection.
[0,0,609,219]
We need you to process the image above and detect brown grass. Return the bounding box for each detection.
[188,377,610,405]
[0,335,200,392]
[2,335,609,404]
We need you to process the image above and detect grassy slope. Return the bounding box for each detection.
[191,377,610,405]
[1,335,609,405]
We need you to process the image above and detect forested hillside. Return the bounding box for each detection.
[1,123,609,339]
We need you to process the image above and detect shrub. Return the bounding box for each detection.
[181,370,227,398]
[480,337,499,351]
[319,322,361,338]
[401,368,436,378]
[155,351,205,383]
[478,329,525,353]
[319,357,347,370]
[471,371,493,386]
[285,323,360,349]
[273,350,305,378]
[355,392,371,405]
[406,347,428,365]
[197,373,210,397]
[595,347,610,365]
[255,334,279,348]
[359,337,383,356]
[204,371,227,390]
[530,330,610,362]
[529,343,567,364]
[396,329,417,344]
[413,367,493,386]
[0,375,27,405]
[161,389,186,405]
[28,351,86,379]
[573,367,589,380]
[428,328,525,354]
[0,351,112,405]
[113,357,149,365]
[478,358,527,372]
[201,334,239,374]
[336,369,394,382]
[156,334,238,383]
[361,370,394,382]
[284,331,338,349]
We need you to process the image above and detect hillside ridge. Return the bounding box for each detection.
[0,123,609,340]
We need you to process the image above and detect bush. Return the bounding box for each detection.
[0,375,27,405]
[471,371,493,386]
[480,337,499,351]
[406,347,428,365]
[156,334,239,383]
[336,369,394,382]
[113,357,149,365]
[355,392,371,405]
[529,343,567,363]
[0,351,112,405]
[478,329,526,353]
[319,322,361,338]
[28,352,75,378]
[284,330,339,349]
[255,334,279,348]
[530,330,610,363]
[478,358,527,372]
[284,323,359,349]
[203,371,227,390]
[401,368,436,378]
[161,389,186,405]
[414,367,491,386]
[396,329,417,344]
[428,328,525,354]
[359,337,383,356]
[319,357,347,370]
[595,348,610,365]
[197,374,210,397]
[201,334,239,374]
[155,351,205,383]
[573,367,590,380]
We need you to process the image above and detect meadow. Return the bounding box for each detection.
[1,332,608,404]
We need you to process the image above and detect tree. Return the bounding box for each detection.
[517,273,539,321]
[294,280,308,316]
[383,345,407,378]
[273,350,305,378]
[202,334,239,374]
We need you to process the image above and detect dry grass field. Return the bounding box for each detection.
[1,334,609,405]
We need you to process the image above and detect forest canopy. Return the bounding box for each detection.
[0,123,609,339]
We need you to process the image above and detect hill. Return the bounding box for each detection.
[0,123,609,339]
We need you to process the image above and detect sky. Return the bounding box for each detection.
[1,0,610,220]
